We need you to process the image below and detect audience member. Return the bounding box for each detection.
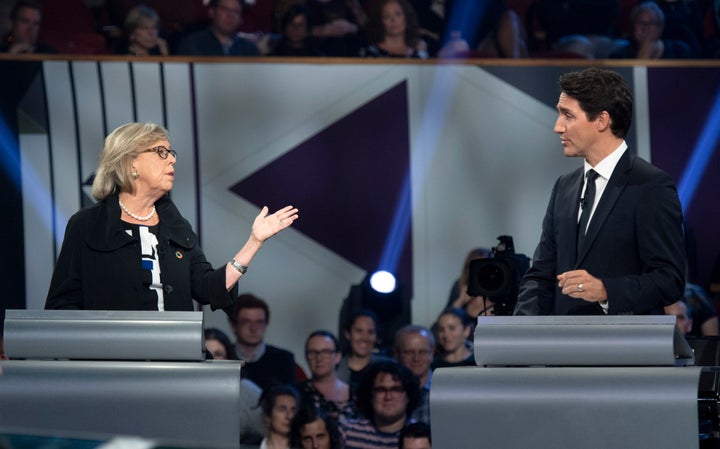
[228,293,298,391]
[609,1,694,59]
[117,4,168,55]
[445,247,493,318]
[290,407,342,449]
[428,0,527,58]
[684,282,720,336]
[343,360,420,449]
[296,330,357,422]
[394,325,433,425]
[527,0,620,56]
[399,421,432,449]
[360,0,428,58]
[665,298,693,335]
[175,0,260,56]
[270,4,324,56]
[306,0,365,56]
[204,327,265,444]
[337,310,393,395]
[431,307,474,369]
[0,0,55,54]
[258,384,299,449]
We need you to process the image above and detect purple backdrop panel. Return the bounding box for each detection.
[230,81,413,290]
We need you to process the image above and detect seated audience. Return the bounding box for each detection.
[684,282,720,336]
[296,330,357,422]
[204,327,265,444]
[394,325,434,425]
[175,0,259,56]
[1,0,55,54]
[429,0,527,58]
[290,407,343,449]
[432,307,474,369]
[399,421,432,449]
[227,293,297,391]
[360,0,428,58]
[306,0,365,56]
[665,298,693,335]
[609,1,694,59]
[337,309,393,394]
[270,4,324,56]
[258,384,299,449]
[117,4,168,55]
[342,360,420,449]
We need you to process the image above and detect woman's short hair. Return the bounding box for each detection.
[91,122,169,200]
[204,327,238,360]
[258,384,300,418]
[124,5,160,36]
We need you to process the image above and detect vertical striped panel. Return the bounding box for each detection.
[163,62,197,229]
[632,66,651,162]
[71,60,106,202]
[43,61,80,255]
[20,133,54,309]
[132,62,165,125]
[99,61,134,131]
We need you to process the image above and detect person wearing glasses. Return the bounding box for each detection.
[296,330,356,422]
[393,325,434,425]
[343,360,420,449]
[45,122,298,311]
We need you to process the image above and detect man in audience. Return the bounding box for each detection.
[0,0,55,54]
[227,293,296,391]
[343,360,420,449]
[175,0,259,56]
[394,325,434,425]
[399,421,432,449]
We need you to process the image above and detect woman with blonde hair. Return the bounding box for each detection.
[46,122,298,311]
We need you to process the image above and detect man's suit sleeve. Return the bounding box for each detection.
[514,179,560,315]
[603,172,685,314]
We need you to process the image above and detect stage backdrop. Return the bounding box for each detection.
[2,59,718,368]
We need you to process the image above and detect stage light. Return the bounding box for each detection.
[369,270,396,294]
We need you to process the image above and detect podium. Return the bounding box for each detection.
[0,310,243,449]
[430,316,704,449]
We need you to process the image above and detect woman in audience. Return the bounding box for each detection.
[259,384,299,449]
[337,310,392,394]
[204,327,237,360]
[446,247,493,318]
[432,307,474,369]
[118,5,168,56]
[271,4,323,56]
[296,330,357,421]
[360,0,427,58]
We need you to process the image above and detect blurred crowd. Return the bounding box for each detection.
[1,0,719,59]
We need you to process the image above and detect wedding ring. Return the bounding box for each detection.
[578,283,584,292]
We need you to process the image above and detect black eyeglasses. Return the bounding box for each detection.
[141,146,177,159]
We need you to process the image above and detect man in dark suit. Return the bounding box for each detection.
[514,67,685,316]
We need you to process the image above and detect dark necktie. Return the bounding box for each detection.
[577,169,599,253]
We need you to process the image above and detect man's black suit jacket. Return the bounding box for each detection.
[514,150,685,316]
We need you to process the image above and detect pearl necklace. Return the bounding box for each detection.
[119,198,156,221]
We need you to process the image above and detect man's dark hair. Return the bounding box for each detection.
[399,421,432,449]
[355,360,420,422]
[10,0,42,20]
[228,293,270,324]
[290,407,342,449]
[558,67,633,138]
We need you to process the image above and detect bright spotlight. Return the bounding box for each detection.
[369,270,396,294]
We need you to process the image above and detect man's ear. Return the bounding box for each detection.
[596,110,611,132]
